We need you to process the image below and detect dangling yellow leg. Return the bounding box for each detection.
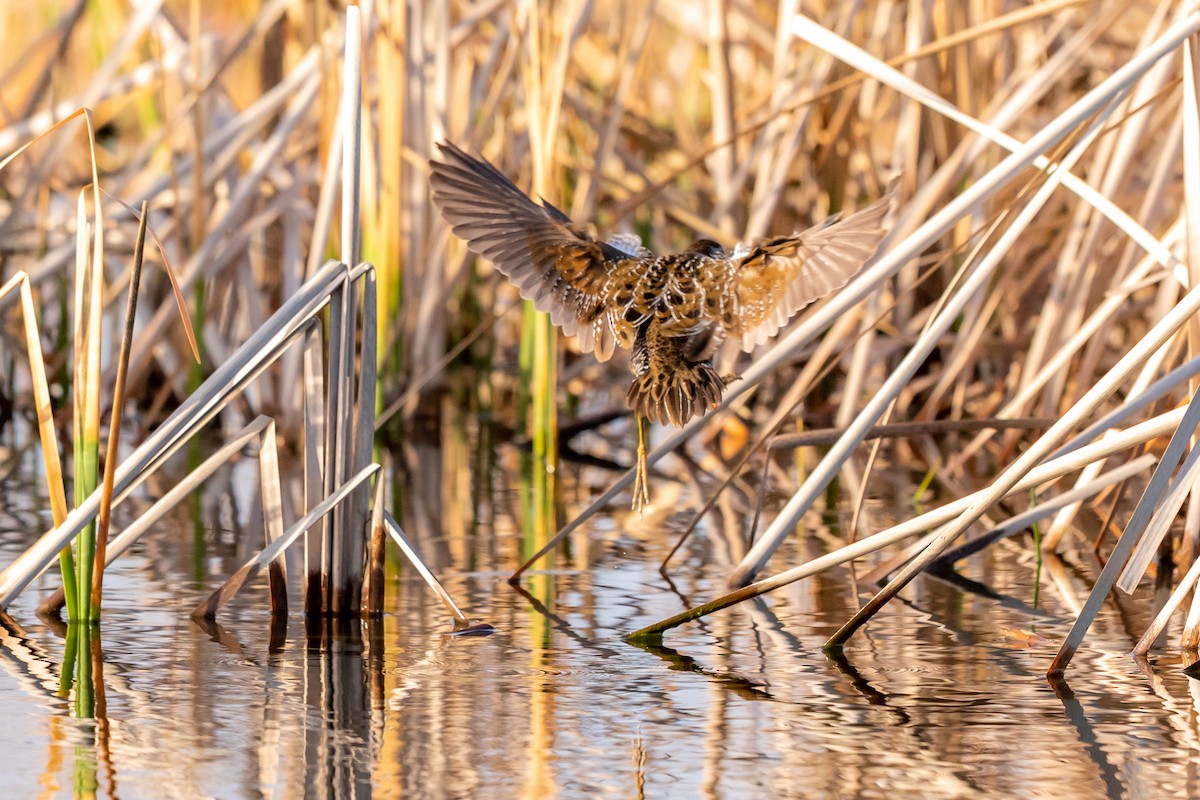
[632,415,651,513]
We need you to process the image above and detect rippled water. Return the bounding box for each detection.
[2,447,1199,800]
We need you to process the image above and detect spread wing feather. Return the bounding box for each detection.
[429,142,627,361]
[727,185,895,351]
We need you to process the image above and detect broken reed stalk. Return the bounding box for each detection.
[381,512,474,628]
[625,407,1185,641]
[362,467,388,617]
[766,417,1057,450]
[192,463,380,620]
[302,324,327,614]
[931,454,1157,566]
[90,201,148,619]
[0,260,350,609]
[258,419,289,616]
[1133,551,1200,655]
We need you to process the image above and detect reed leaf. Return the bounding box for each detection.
[89,201,148,619]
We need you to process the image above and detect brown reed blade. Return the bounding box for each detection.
[90,201,149,617]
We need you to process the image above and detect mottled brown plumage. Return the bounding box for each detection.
[429,142,894,507]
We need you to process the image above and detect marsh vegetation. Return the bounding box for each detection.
[4,1,1200,797]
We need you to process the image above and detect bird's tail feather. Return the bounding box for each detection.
[626,362,726,427]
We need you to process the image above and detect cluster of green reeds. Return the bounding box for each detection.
[0,110,180,630]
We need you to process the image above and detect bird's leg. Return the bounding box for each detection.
[633,415,650,512]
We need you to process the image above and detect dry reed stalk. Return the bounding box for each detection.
[362,462,388,617]
[328,4,365,616]
[1133,550,1200,656]
[303,323,327,613]
[38,416,282,614]
[1051,386,1200,673]
[627,406,1187,641]
[193,464,379,620]
[0,273,74,609]
[89,201,148,618]
[827,119,1200,651]
[380,511,484,630]
[258,418,288,616]
[932,454,1157,566]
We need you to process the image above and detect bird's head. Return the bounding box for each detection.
[685,238,726,258]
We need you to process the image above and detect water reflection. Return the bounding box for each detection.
[0,556,1197,797]
[3,455,1200,797]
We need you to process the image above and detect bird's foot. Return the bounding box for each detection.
[632,416,650,515]
[633,450,650,515]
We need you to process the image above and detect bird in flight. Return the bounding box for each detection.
[429,142,894,510]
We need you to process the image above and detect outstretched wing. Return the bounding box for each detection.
[429,142,628,360]
[725,185,895,351]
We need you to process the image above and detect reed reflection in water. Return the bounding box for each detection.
[0,438,1198,799]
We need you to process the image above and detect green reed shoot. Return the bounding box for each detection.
[72,190,102,624]
[72,622,94,719]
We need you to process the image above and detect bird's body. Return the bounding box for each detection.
[429,142,894,508]
[608,244,734,426]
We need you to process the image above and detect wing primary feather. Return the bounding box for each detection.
[429,142,623,356]
[726,183,897,350]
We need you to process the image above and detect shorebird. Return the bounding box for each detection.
[429,142,893,510]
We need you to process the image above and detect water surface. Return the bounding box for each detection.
[0,450,1196,799]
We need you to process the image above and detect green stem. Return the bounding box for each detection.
[58,549,78,620]
[74,439,97,623]
[58,621,79,697]
[74,622,95,719]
